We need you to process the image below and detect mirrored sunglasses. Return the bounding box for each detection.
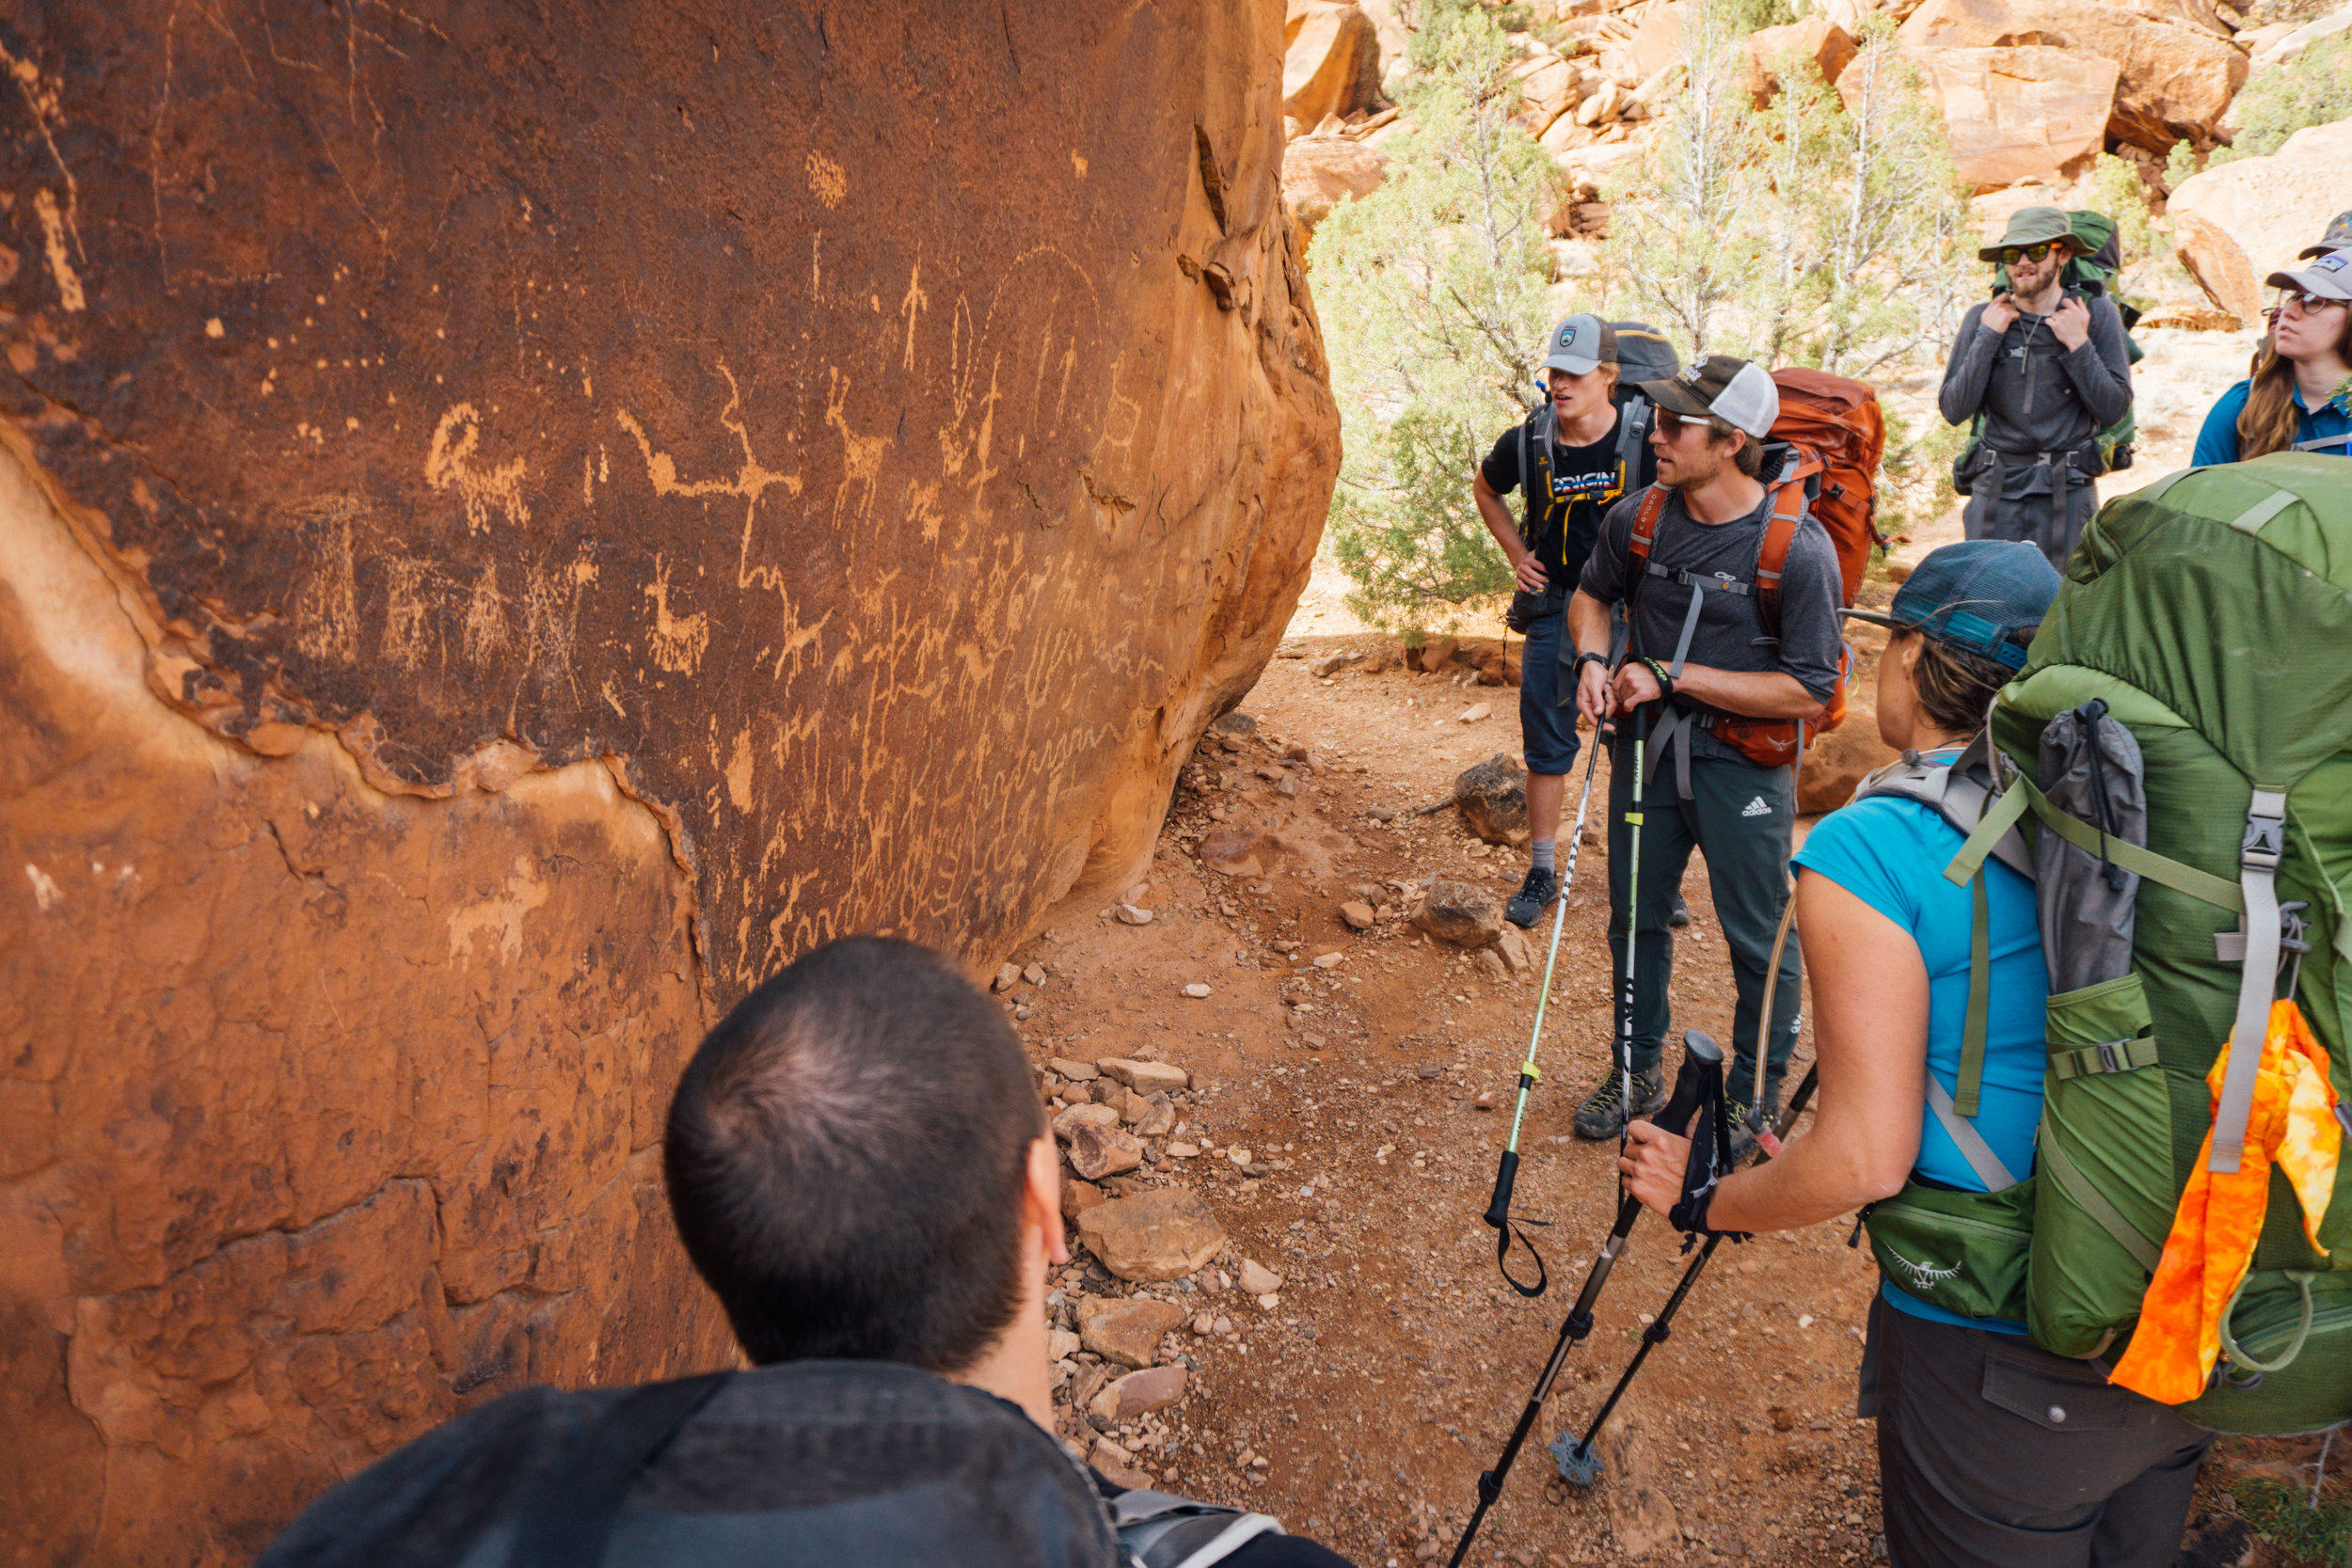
[1998,243,2060,265]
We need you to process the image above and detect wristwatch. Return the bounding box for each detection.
[1572,651,1610,675]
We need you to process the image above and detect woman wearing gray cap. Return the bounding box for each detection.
[1619,540,2214,1568]
[1938,207,2134,569]
[2192,251,2352,464]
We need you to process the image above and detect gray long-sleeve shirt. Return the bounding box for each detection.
[1938,291,2133,497]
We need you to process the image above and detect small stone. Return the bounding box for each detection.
[1093,1364,1187,1421]
[1311,950,1344,970]
[1116,903,1156,926]
[1134,1093,1177,1137]
[1476,947,1508,980]
[1367,805,1397,822]
[1077,1296,1189,1367]
[1473,1089,1497,1111]
[1182,982,1212,999]
[1237,1259,1284,1295]
[1192,1312,1215,1335]
[1339,900,1375,930]
[1076,1188,1228,1282]
[1258,1292,1279,1309]
[993,962,1022,992]
[1457,703,1491,723]
[1069,1122,1145,1180]
[1023,963,1048,987]
[1212,1315,1233,1335]
[1115,1087,1151,1125]
[1212,711,1258,737]
[1061,1081,1093,1105]
[1227,1146,1252,1165]
[1050,1057,1102,1082]
[1166,1141,1200,1158]
[1122,880,1154,904]
[1276,774,1299,798]
[1495,926,1534,974]
[1099,1058,1189,1095]
[1413,879,1504,946]
[1311,653,1349,677]
[1053,1102,1120,1142]
[1249,1455,1269,1471]
[1047,1327,1081,1362]
[1061,1179,1106,1221]
[1013,1003,1032,1021]
[1454,754,1532,847]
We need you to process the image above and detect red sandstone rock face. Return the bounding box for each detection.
[0,2,1337,1561]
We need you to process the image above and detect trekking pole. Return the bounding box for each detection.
[1446,1030,1726,1568]
[1615,698,1657,1169]
[1549,1059,1822,1488]
[1480,725,1610,1298]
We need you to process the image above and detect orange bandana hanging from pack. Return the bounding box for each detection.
[2108,1000,2340,1406]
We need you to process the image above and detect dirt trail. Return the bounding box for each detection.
[1013,631,1883,1565]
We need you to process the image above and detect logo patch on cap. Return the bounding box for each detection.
[1560,326,1578,346]
[2315,254,2349,276]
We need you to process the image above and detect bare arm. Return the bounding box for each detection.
[1472,469,1548,594]
[1620,868,1924,1228]
[1645,662,1824,721]
[1569,588,1617,720]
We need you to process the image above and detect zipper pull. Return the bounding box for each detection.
[1847,1205,1873,1249]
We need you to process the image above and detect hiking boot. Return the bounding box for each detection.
[1573,1066,1667,1140]
[1722,1097,1762,1164]
[1505,865,1560,928]
[1670,895,1692,928]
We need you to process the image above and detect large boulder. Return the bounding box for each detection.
[1909,46,2120,190]
[1283,136,1391,240]
[2168,120,2352,326]
[1898,0,2246,154]
[1745,18,1859,107]
[1454,754,1533,847]
[0,2,1337,1560]
[1284,0,1388,129]
[1512,52,1586,135]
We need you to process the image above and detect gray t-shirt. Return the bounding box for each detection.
[1578,483,1845,763]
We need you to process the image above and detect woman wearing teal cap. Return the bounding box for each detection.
[1619,540,2214,1566]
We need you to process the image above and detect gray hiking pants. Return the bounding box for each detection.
[1962,480,2097,574]
[1604,741,1802,1110]
[1866,1299,2212,1568]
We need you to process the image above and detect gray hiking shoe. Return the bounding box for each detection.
[1722,1096,1763,1164]
[1670,895,1692,928]
[1573,1067,1667,1140]
[1505,866,1560,928]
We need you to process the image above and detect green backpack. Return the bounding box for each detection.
[1857,454,2352,1433]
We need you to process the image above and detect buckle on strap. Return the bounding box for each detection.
[2241,805,2286,871]
[2096,1039,2121,1074]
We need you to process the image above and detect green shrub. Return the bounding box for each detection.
[2233,1479,2351,1566]
[2211,34,2352,166]
[1316,8,1562,631]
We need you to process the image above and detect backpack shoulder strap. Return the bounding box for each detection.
[1111,1489,1286,1568]
[1615,394,1651,483]
[1624,483,1670,614]
[509,1373,732,1568]
[1752,466,1810,638]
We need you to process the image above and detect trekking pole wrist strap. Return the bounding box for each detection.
[1641,657,1676,698]
[1668,1181,1751,1242]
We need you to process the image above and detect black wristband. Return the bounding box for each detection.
[1574,650,1609,674]
[1641,656,1676,698]
[1669,1180,1752,1242]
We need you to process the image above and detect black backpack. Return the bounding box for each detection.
[256,1361,1279,1568]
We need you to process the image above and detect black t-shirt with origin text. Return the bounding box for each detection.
[1481,404,1656,595]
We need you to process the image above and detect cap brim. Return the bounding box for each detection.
[1840,607,1904,630]
[2265,267,2352,301]
[1637,377,1713,420]
[1543,354,1604,376]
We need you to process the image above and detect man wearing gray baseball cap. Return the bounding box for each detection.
[1560,355,1844,1140]
[1471,312,1671,929]
[1939,206,2134,569]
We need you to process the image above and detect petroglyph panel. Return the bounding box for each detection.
[0,0,1335,1560]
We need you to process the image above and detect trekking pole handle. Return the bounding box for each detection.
[1483,1149,1522,1230]
[1651,1028,1723,1144]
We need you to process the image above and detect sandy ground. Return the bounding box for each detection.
[996,320,2342,1568]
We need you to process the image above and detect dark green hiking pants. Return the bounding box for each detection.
[1604,737,1802,1110]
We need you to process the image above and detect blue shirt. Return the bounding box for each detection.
[1792,777,2047,1333]
[2191,378,2352,466]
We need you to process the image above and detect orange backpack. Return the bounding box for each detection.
[1626,368,1887,769]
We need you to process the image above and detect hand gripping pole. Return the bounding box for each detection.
[1447,1031,1724,1568]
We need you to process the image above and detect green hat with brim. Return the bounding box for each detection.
[1977,205,2079,263]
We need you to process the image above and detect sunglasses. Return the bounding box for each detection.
[1653,411,1722,440]
[1998,243,2062,265]
[2276,288,2348,316]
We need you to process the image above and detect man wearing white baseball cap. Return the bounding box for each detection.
[1471,312,1669,930]
[2191,250,2352,464]
[1561,355,1843,1140]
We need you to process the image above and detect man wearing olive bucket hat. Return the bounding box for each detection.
[1938,205,2134,570]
